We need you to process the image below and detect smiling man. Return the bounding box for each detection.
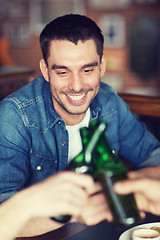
[40,39,105,125]
[0,14,160,236]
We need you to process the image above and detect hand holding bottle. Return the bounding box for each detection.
[0,171,95,240]
[114,175,160,217]
[53,120,141,226]
[78,181,113,226]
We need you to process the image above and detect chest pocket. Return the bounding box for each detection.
[29,150,58,184]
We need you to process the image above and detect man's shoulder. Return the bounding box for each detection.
[99,81,117,95]
[3,76,47,107]
[0,76,52,131]
[97,82,118,103]
[90,82,119,117]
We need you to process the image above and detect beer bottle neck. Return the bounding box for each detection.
[85,121,106,164]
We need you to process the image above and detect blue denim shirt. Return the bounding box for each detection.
[0,76,160,203]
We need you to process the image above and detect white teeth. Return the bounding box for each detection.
[67,94,85,101]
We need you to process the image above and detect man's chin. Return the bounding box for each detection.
[67,110,87,116]
[65,106,88,116]
[58,100,89,116]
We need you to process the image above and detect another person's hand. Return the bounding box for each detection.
[114,176,160,217]
[24,171,95,219]
[128,165,160,180]
[78,181,113,225]
[0,171,96,240]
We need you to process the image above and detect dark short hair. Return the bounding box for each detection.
[40,14,104,65]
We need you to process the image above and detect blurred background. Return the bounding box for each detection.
[0,0,160,138]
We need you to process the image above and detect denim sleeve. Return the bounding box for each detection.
[138,147,160,168]
[0,99,31,199]
[116,94,160,167]
[0,191,17,204]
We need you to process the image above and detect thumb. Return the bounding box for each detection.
[113,179,144,195]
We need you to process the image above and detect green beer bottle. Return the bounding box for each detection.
[52,120,106,223]
[91,119,141,227]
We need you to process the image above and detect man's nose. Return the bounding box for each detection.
[68,73,83,92]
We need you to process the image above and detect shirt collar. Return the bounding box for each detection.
[43,79,64,128]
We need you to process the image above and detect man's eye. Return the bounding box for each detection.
[57,71,68,76]
[83,68,94,74]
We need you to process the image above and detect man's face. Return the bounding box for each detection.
[40,39,106,125]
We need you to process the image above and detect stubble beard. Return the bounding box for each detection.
[48,74,100,116]
[52,92,92,116]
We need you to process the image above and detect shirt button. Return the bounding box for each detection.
[62,142,66,146]
[58,121,61,125]
[112,150,115,154]
[37,166,41,171]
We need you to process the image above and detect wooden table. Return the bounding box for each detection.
[15,213,160,240]
[16,222,88,240]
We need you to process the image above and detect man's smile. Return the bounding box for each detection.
[65,92,88,104]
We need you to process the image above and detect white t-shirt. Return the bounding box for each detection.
[66,108,91,163]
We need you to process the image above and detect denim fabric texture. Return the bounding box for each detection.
[0,76,160,203]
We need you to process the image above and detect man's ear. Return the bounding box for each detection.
[39,59,49,82]
[100,54,106,78]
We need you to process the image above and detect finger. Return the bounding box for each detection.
[80,192,113,225]
[113,180,139,194]
[61,183,89,205]
[140,211,146,219]
[127,167,158,179]
[82,208,113,226]
[81,201,113,225]
[60,171,95,193]
[51,186,89,216]
[127,170,144,179]
[113,178,149,195]
[89,181,103,195]
[58,200,85,217]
